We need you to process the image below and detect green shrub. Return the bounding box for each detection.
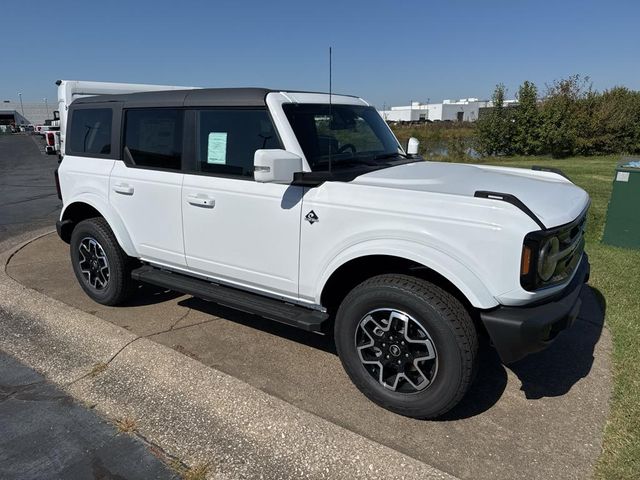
[538,75,591,158]
[513,81,542,155]
[476,84,515,156]
[391,76,640,160]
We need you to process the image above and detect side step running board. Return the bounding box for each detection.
[131,265,328,332]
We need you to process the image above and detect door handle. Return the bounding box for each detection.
[187,194,215,208]
[113,183,134,195]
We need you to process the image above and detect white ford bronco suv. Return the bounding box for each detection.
[55,86,590,418]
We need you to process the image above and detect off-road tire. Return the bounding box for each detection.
[70,217,136,306]
[334,274,478,419]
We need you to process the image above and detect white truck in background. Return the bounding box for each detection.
[44,111,61,154]
[55,80,200,157]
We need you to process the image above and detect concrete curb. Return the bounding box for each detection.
[0,232,458,480]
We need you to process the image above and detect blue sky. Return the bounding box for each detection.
[2,0,639,107]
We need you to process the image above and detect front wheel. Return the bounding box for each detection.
[70,217,136,306]
[334,274,478,419]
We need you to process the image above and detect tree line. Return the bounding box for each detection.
[476,75,640,158]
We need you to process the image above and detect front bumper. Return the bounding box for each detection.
[480,254,590,364]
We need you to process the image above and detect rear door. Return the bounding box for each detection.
[61,104,120,226]
[109,108,186,268]
[181,108,302,299]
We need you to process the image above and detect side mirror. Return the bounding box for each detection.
[407,137,420,156]
[254,149,303,184]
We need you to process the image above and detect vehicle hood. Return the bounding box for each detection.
[351,161,589,228]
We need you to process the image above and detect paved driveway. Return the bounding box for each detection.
[0,351,176,480]
[7,232,612,480]
[0,135,60,241]
[0,135,176,479]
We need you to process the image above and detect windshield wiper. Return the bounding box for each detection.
[315,157,378,168]
[373,152,408,161]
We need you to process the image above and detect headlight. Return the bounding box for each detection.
[520,212,587,291]
[537,237,560,281]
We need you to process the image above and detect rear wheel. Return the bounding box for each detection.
[70,218,136,306]
[334,274,477,419]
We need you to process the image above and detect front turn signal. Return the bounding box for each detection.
[521,245,532,276]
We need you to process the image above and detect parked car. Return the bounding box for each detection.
[55,86,590,418]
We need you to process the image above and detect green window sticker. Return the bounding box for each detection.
[207,132,227,164]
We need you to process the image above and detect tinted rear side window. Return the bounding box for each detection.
[69,108,112,154]
[194,109,281,178]
[124,109,183,170]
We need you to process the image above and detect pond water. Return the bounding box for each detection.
[421,141,481,160]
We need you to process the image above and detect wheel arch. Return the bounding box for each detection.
[317,241,498,313]
[59,196,137,257]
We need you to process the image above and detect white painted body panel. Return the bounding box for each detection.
[109,161,186,268]
[351,162,589,229]
[182,174,303,299]
[58,155,137,256]
[298,181,524,308]
[299,172,587,307]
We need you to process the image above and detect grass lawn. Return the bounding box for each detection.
[475,155,640,479]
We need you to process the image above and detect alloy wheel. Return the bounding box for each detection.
[355,308,438,393]
[78,237,110,290]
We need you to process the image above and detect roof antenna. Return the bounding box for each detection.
[328,46,333,174]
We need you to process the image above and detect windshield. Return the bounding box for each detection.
[283,103,403,171]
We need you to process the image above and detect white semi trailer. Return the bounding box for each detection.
[55,80,200,157]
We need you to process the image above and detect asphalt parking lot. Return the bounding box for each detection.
[0,135,177,479]
[0,351,176,480]
[0,134,60,240]
[7,231,612,480]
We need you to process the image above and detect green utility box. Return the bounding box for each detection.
[602,158,640,249]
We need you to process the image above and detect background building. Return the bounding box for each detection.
[379,98,517,123]
[0,100,53,126]
[0,109,30,127]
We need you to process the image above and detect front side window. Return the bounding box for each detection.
[124,109,183,170]
[69,108,112,154]
[283,103,402,172]
[194,109,281,178]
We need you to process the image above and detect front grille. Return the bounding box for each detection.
[549,214,586,285]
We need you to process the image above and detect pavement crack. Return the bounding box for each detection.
[106,337,141,365]
[168,308,192,331]
[0,380,47,403]
[65,337,143,387]
[132,430,183,467]
[65,308,196,386]
[147,316,219,337]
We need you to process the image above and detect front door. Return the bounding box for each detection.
[109,108,186,268]
[181,108,302,299]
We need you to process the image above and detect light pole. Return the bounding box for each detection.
[18,93,24,116]
[423,97,430,130]
[44,98,49,118]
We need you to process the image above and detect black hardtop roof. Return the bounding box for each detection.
[72,88,274,108]
[70,87,361,108]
